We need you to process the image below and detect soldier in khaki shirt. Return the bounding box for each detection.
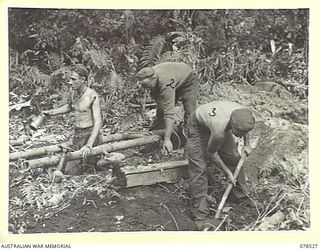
[187,101,255,230]
[136,62,198,153]
[43,64,102,175]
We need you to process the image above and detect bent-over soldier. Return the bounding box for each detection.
[136,62,198,153]
[187,101,255,230]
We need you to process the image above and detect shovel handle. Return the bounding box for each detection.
[215,148,246,219]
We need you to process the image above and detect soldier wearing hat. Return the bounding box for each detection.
[136,62,198,153]
[43,64,102,175]
[186,101,255,230]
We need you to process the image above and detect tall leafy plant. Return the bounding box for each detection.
[140,35,166,67]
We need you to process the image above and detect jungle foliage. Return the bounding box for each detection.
[8,8,309,115]
[8,9,310,233]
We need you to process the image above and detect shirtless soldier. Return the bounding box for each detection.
[136,62,198,153]
[187,101,255,230]
[43,64,102,175]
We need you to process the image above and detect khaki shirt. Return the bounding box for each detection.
[150,62,194,120]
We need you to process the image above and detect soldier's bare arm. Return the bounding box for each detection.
[86,93,102,147]
[43,104,72,116]
[80,92,102,158]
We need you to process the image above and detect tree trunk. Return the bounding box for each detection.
[25,135,161,169]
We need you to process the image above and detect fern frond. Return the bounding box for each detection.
[108,70,124,92]
[141,35,166,67]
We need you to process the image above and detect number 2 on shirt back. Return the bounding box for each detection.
[166,79,178,89]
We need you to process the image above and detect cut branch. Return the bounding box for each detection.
[10,143,70,161]
[25,135,161,169]
[10,129,165,161]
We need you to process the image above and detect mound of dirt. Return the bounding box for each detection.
[200,81,308,124]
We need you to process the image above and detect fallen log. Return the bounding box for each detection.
[10,129,165,161]
[25,135,161,169]
[117,160,189,188]
[102,129,164,142]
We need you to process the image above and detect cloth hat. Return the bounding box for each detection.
[230,109,255,132]
[71,64,89,79]
[136,67,155,80]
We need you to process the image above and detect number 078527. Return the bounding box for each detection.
[299,244,318,248]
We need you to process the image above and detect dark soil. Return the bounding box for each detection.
[18,178,266,233]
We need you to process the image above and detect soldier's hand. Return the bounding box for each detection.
[218,162,236,186]
[227,174,236,186]
[162,139,173,155]
[81,145,92,159]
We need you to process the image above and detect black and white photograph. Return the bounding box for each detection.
[6,8,310,234]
